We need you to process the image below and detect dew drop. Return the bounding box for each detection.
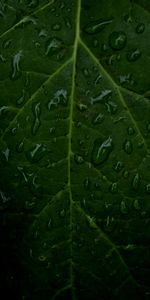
[45,37,64,56]
[60,209,65,217]
[105,101,118,114]
[120,200,128,214]
[76,103,87,112]
[74,154,84,164]
[93,113,104,125]
[16,89,26,106]
[82,68,89,77]
[64,18,72,29]
[51,23,62,31]
[11,50,23,80]
[92,136,113,165]
[32,102,41,135]
[16,140,24,153]
[110,182,118,194]
[123,140,133,154]
[127,126,135,135]
[103,216,115,233]
[26,144,46,163]
[84,18,113,34]
[132,173,140,191]
[1,147,10,162]
[48,89,67,110]
[90,89,112,105]
[109,31,127,50]
[113,161,124,173]
[47,218,52,229]
[39,29,47,38]
[127,48,141,62]
[133,199,140,211]
[136,23,145,34]
[146,183,150,194]
[0,54,6,63]
[83,177,91,190]
[0,106,9,117]
[3,39,12,49]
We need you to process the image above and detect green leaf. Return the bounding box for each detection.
[0,0,150,299]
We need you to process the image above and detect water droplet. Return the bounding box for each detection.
[39,29,47,38]
[127,48,141,62]
[84,18,113,34]
[47,218,52,229]
[133,199,140,211]
[74,154,84,164]
[76,103,87,112]
[45,37,64,56]
[32,102,41,135]
[0,190,10,205]
[110,182,118,193]
[0,54,6,63]
[132,173,140,191]
[105,101,117,114]
[3,39,12,49]
[83,177,91,189]
[0,106,9,117]
[90,89,112,105]
[146,183,150,194]
[25,200,35,210]
[103,216,115,232]
[51,23,62,31]
[16,140,24,153]
[136,23,145,34]
[123,140,133,154]
[123,170,129,178]
[1,147,10,162]
[82,68,89,77]
[38,255,46,262]
[109,31,127,50]
[48,89,67,110]
[113,161,124,173]
[120,200,128,214]
[93,113,104,125]
[92,136,113,165]
[60,209,65,217]
[127,127,135,135]
[11,50,23,80]
[26,144,46,163]
[64,18,72,29]
[94,74,102,85]
[16,89,26,105]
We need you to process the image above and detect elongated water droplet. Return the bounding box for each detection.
[0,106,9,116]
[77,103,87,112]
[136,23,145,34]
[0,54,6,63]
[132,173,140,191]
[113,161,124,173]
[60,209,65,217]
[11,50,23,80]
[83,177,91,189]
[26,144,46,163]
[32,102,41,135]
[105,101,117,114]
[93,113,104,125]
[84,18,113,34]
[16,140,24,153]
[90,89,112,105]
[127,48,141,62]
[103,216,115,232]
[109,31,127,50]
[92,136,113,165]
[48,89,67,110]
[110,182,118,193]
[45,37,64,56]
[123,140,133,154]
[133,199,140,211]
[120,200,128,214]
[2,148,10,162]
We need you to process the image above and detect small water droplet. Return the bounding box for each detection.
[103,216,115,232]
[26,144,46,163]
[146,183,150,194]
[109,31,127,50]
[83,177,91,189]
[0,54,6,63]
[47,218,52,229]
[84,18,113,34]
[0,106,9,116]
[120,200,128,214]
[123,170,129,178]
[127,48,141,62]
[1,147,10,162]
[39,29,47,38]
[93,113,104,125]
[11,50,23,80]
[136,23,145,34]
[127,127,135,135]
[38,255,46,262]
[105,101,118,114]
[45,37,64,56]
[16,140,24,153]
[60,209,65,217]
[74,154,84,164]
[48,89,67,110]
[113,161,124,173]
[92,136,113,165]
[94,74,102,85]
[51,23,62,31]
[3,39,12,49]
[82,68,89,77]
[90,89,112,105]
[123,140,133,154]
[76,103,87,112]
[109,182,118,193]
[32,102,41,135]
[132,173,140,191]
[133,199,140,211]
[25,200,35,210]
[64,18,72,29]
[16,89,26,105]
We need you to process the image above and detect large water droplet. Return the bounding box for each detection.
[132,173,140,191]
[26,144,46,163]
[32,102,41,135]
[11,50,23,80]
[45,37,64,56]
[136,23,145,34]
[123,140,133,154]
[92,136,113,165]
[90,89,112,105]
[48,89,67,110]
[127,48,141,62]
[84,19,113,34]
[109,31,127,50]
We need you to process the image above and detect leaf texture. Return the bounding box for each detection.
[0,0,150,299]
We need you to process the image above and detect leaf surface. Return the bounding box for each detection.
[0,0,150,299]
